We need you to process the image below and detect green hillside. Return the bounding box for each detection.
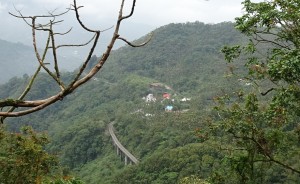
[1,21,242,129]
[0,22,243,183]
[2,21,297,183]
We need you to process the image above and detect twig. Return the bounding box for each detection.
[0,0,151,118]
[118,32,153,47]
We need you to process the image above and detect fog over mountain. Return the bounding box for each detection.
[0,0,262,46]
[0,39,85,84]
[0,0,262,83]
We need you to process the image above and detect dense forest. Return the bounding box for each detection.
[0,22,243,183]
[1,0,300,183]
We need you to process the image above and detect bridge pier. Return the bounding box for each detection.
[108,122,139,165]
[116,146,120,155]
[125,156,128,165]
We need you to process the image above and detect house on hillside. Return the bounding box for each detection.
[180,97,191,102]
[143,94,156,103]
[165,105,173,112]
[163,92,171,99]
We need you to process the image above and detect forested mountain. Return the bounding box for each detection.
[0,39,38,84]
[1,21,298,183]
[0,39,82,84]
[1,21,242,128]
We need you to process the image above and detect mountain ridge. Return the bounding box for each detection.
[0,21,245,183]
[0,38,84,84]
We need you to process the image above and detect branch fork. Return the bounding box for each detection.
[1,0,152,121]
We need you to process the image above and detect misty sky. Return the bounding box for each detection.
[0,0,261,46]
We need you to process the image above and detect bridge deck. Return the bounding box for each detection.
[108,122,139,164]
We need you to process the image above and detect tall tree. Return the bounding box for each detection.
[214,0,300,182]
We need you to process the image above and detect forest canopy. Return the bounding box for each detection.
[0,0,300,183]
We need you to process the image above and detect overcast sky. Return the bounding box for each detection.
[0,0,261,46]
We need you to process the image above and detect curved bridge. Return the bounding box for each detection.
[108,122,139,165]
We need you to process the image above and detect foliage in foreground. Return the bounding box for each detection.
[2,1,300,181]
[215,0,300,183]
[0,126,84,184]
[0,126,57,183]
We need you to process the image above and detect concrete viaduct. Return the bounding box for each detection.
[108,122,139,165]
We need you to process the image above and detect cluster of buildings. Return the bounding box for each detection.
[142,92,191,112]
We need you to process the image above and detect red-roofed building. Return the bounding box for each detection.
[163,92,171,99]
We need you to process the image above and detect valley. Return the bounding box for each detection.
[1,19,300,183]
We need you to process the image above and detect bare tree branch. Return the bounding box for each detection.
[0,33,52,123]
[120,0,136,21]
[0,0,151,119]
[54,27,73,35]
[118,32,153,47]
[72,0,99,33]
[54,34,96,49]
[31,17,65,90]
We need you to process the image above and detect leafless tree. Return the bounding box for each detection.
[0,0,152,122]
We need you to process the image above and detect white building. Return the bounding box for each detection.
[143,94,156,103]
[180,97,191,102]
